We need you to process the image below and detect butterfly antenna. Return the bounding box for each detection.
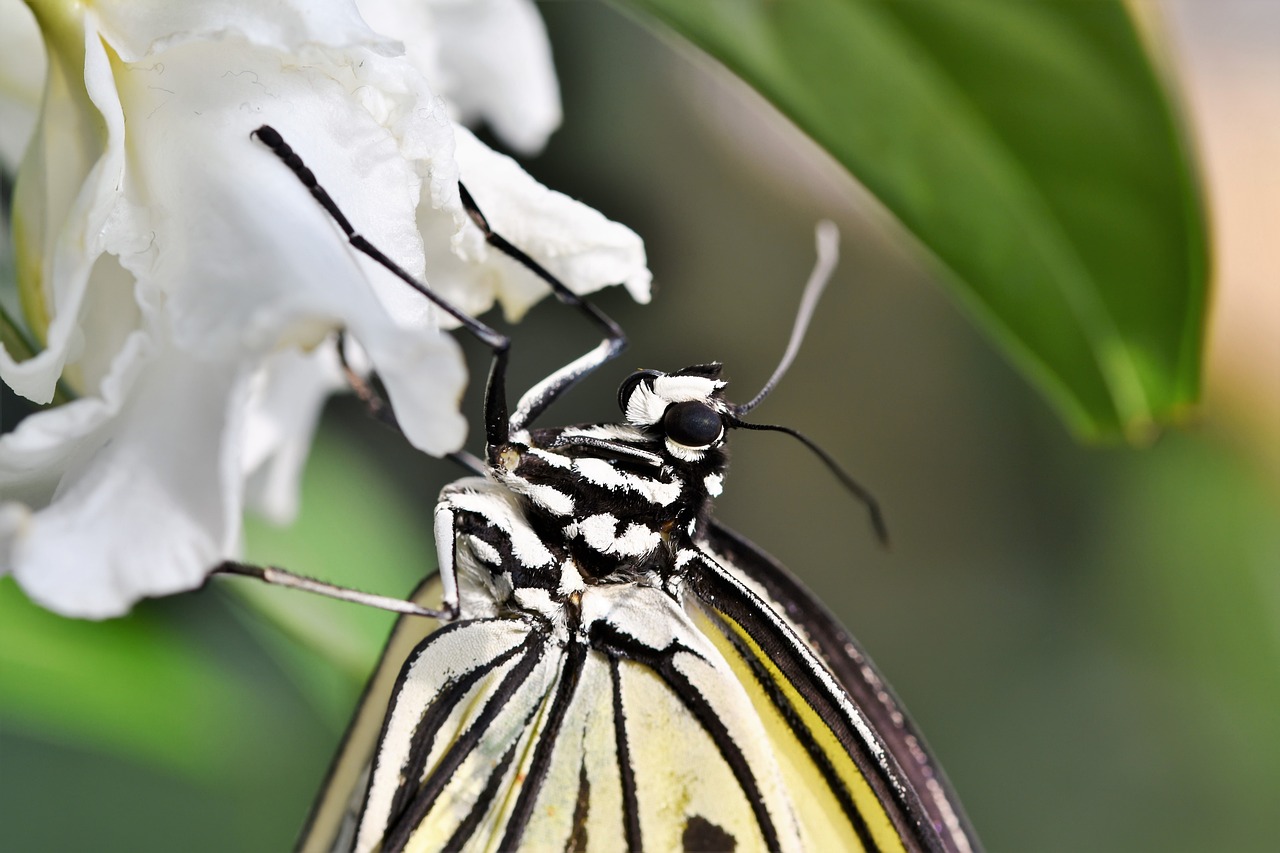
[733,220,840,417]
[728,416,889,547]
[727,221,887,546]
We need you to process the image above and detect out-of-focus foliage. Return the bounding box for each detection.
[624,0,1207,442]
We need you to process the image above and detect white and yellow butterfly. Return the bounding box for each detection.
[232,126,978,853]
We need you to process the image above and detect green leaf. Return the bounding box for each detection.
[620,0,1207,441]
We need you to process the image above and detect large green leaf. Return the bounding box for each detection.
[620,0,1207,441]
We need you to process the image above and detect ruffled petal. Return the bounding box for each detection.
[241,340,346,524]
[421,126,651,323]
[0,325,153,510]
[6,343,249,618]
[429,0,561,154]
[358,0,561,154]
[90,0,396,63]
[0,0,653,619]
[2,24,125,402]
[106,36,468,454]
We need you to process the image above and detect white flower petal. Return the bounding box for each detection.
[0,0,44,170]
[90,0,396,63]
[425,127,652,323]
[1,0,653,619]
[2,27,125,403]
[241,341,346,524]
[0,327,153,510]
[108,38,425,352]
[7,345,249,619]
[359,0,561,154]
[104,36,468,454]
[430,0,561,154]
[0,504,26,574]
[366,324,468,454]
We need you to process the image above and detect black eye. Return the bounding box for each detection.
[663,401,723,447]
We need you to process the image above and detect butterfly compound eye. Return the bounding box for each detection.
[663,401,723,447]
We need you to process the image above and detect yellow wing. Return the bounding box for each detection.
[297,535,976,853]
[699,523,977,853]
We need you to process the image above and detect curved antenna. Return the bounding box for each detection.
[734,220,840,416]
[728,415,889,547]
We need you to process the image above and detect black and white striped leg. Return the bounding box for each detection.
[432,505,462,621]
[254,126,628,455]
[252,126,514,449]
[211,561,451,619]
[458,184,628,433]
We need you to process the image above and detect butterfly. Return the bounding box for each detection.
[229,125,979,853]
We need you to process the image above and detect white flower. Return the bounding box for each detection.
[0,0,651,618]
[0,0,43,168]
[357,0,562,155]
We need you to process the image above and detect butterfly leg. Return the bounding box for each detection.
[456,185,628,435]
[251,126,515,451]
[253,125,629,457]
[335,330,486,475]
[432,503,462,620]
[210,560,452,618]
[334,330,396,430]
[245,126,597,615]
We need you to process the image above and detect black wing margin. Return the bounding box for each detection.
[693,522,979,853]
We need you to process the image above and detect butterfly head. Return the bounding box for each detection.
[617,364,732,463]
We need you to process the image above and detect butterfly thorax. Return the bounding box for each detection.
[493,421,728,584]
[440,365,735,625]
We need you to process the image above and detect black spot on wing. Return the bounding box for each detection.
[657,660,783,853]
[683,814,737,852]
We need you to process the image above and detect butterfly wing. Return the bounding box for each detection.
[325,585,843,853]
[308,578,965,852]
[695,521,978,853]
[296,577,444,853]
[296,537,976,853]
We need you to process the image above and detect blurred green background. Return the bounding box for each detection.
[3,3,1279,851]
